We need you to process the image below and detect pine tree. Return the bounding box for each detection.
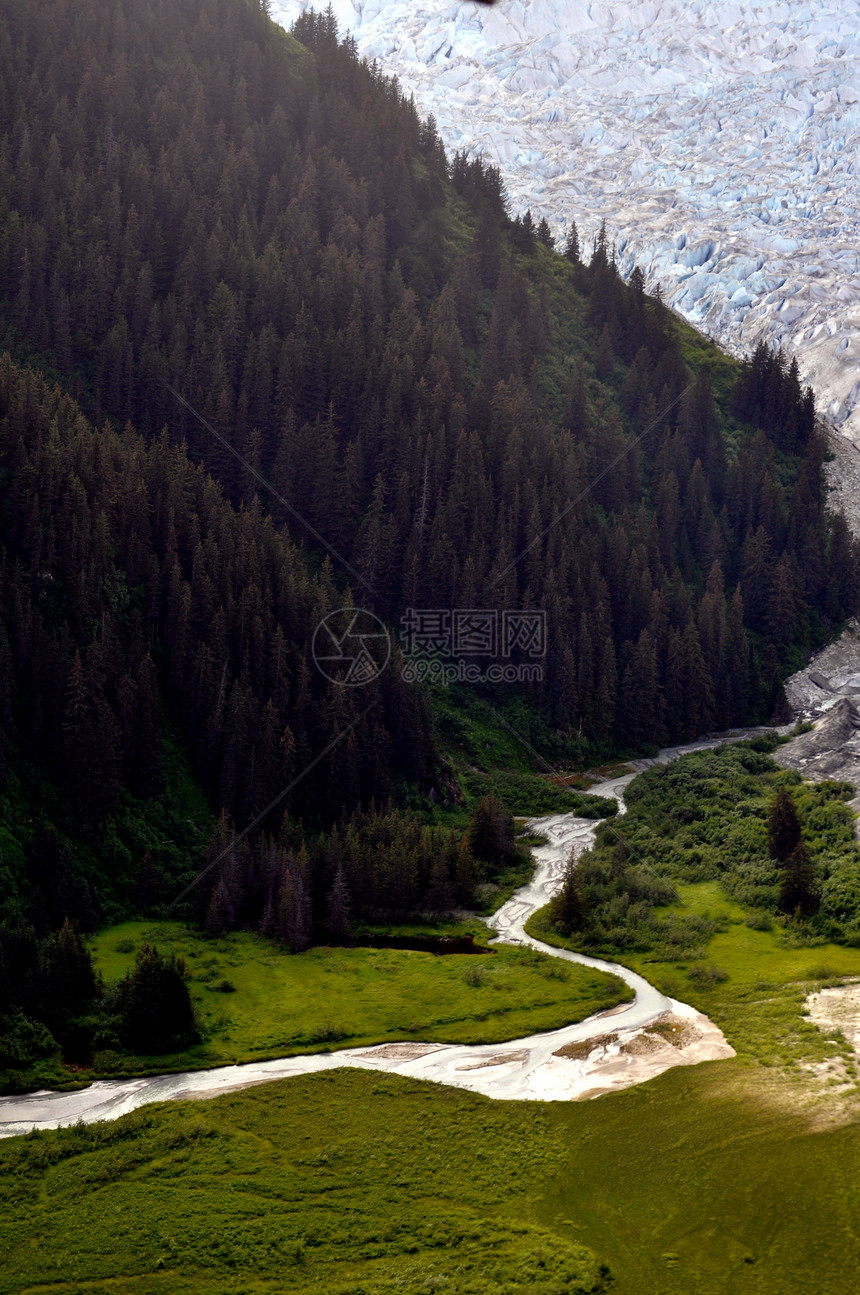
[326,865,351,938]
[550,856,588,935]
[37,918,99,1036]
[777,840,819,917]
[114,943,199,1053]
[277,863,312,952]
[468,794,515,869]
[536,217,555,249]
[767,788,802,863]
[563,222,581,264]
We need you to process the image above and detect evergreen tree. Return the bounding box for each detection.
[36,919,99,1039]
[277,864,313,952]
[114,943,199,1054]
[536,217,555,249]
[550,856,588,936]
[563,222,581,264]
[767,788,802,863]
[325,865,351,938]
[468,794,515,869]
[777,841,819,917]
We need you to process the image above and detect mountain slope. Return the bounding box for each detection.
[273,0,860,440]
[2,0,851,765]
[0,0,856,1096]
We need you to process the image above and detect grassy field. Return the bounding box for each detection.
[6,883,859,1294]
[86,921,631,1078]
[2,1061,859,1295]
[527,881,860,1078]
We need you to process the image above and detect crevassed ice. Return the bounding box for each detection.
[272,0,860,442]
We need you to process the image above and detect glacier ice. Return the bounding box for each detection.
[272,0,860,442]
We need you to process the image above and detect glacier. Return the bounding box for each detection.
[272,0,860,441]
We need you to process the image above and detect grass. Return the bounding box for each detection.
[86,920,631,1078]
[426,686,610,826]
[627,881,860,1075]
[10,771,860,1294]
[2,1061,859,1295]
[542,1061,860,1295]
[526,880,860,1077]
[0,1071,609,1295]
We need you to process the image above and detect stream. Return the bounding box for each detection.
[0,732,761,1138]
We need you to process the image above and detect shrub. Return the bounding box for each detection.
[688,964,729,987]
[112,943,199,1053]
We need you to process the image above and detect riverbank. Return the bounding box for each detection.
[0,752,736,1136]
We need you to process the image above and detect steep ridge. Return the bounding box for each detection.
[273,0,860,440]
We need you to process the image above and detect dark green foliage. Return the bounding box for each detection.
[468,793,516,869]
[0,0,856,1082]
[536,216,555,249]
[0,356,431,930]
[0,1012,58,1071]
[777,841,820,917]
[0,916,102,1080]
[541,742,860,954]
[112,942,199,1053]
[549,858,588,935]
[563,221,581,263]
[732,342,815,454]
[768,787,802,862]
[36,919,99,1041]
[0,0,850,784]
[325,865,351,937]
[196,798,493,939]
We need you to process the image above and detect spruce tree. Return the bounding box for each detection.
[468,794,515,870]
[551,857,588,936]
[115,943,198,1054]
[325,866,351,939]
[563,222,581,264]
[767,788,802,863]
[777,841,819,917]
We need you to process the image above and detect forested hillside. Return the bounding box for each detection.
[0,0,856,955]
[2,0,855,736]
[0,346,431,840]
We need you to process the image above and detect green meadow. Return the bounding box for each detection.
[85,921,631,1078]
[4,870,859,1294]
[2,1060,859,1295]
[528,880,860,1076]
[9,742,860,1294]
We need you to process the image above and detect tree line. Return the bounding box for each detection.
[0,355,433,928]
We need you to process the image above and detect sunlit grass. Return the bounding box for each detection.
[527,882,860,1078]
[87,920,630,1078]
[3,1063,859,1295]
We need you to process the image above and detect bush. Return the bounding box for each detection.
[112,943,199,1054]
[688,964,729,987]
[0,1012,58,1069]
